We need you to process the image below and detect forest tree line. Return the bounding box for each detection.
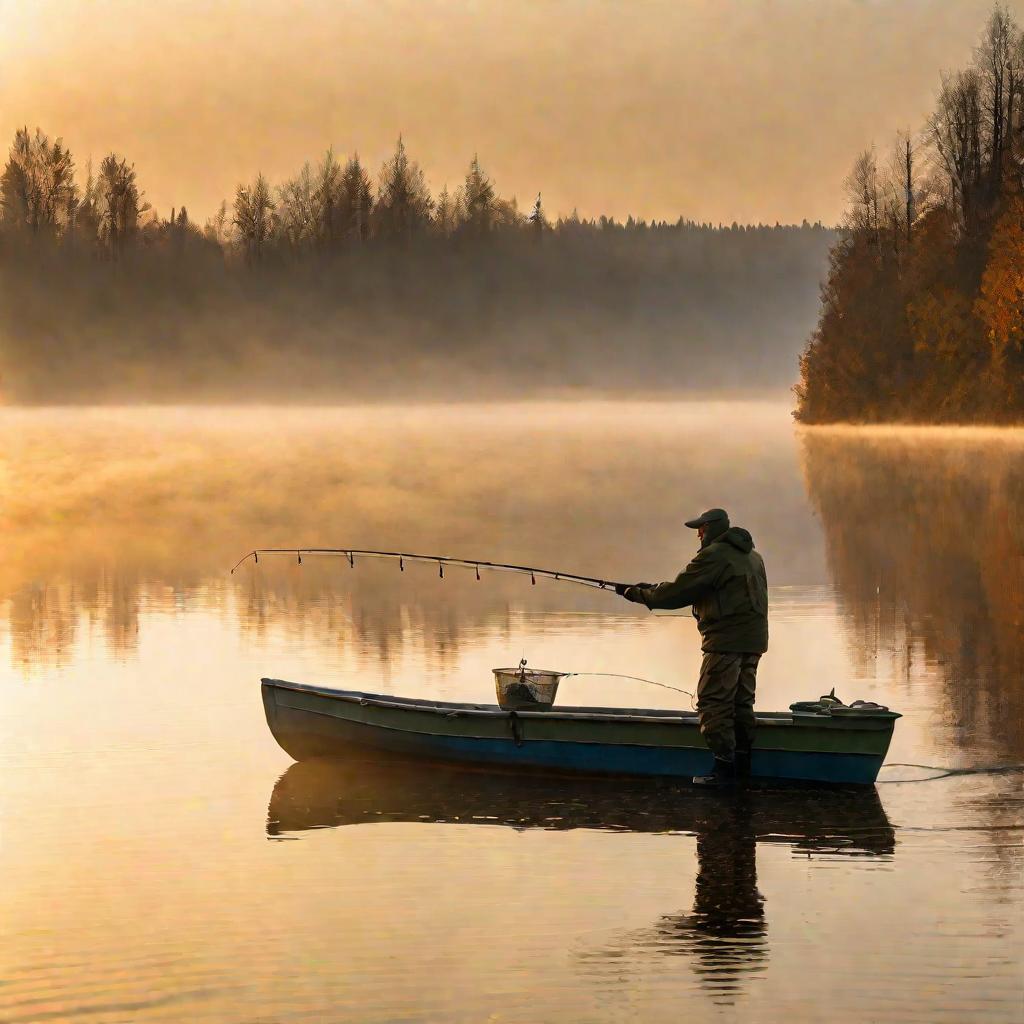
[0,129,833,401]
[796,4,1024,423]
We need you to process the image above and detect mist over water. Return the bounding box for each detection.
[0,226,832,403]
[0,401,1021,1022]
[0,401,822,662]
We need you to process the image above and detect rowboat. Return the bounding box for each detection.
[261,677,901,785]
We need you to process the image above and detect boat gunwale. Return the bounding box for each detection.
[261,678,901,727]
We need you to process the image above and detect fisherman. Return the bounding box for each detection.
[615,509,768,786]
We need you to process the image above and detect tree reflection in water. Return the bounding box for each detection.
[268,755,895,1003]
[799,427,1024,763]
[0,404,815,672]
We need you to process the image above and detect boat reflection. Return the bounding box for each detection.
[268,754,895,851]
[268,755,895,1000]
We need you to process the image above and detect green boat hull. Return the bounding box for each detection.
[262,679,900,785]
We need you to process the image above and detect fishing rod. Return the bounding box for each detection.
[230,547,626,591]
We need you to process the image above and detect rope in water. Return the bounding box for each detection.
[878,762,1024,782]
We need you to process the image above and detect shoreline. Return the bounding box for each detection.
[798,420,1024,439]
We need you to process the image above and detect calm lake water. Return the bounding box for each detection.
[0,402,1021,1023]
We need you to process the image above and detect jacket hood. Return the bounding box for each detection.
[719,526,754,553]
[699,516,730,547]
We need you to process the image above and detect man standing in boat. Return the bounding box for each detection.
[615,509,768,786]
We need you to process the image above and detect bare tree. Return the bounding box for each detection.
[277,162,318,254]
[844,149,881,244]
[929,69,984,231]
[492,195,524,230]
[974,4,1021,194]
[204,199,230,247]
[95,153,148,256]
[0,126,78,235]
[880,131,923,259]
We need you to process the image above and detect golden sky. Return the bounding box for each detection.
[0,0,1017,224]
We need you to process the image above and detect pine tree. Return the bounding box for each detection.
[528,192,548,237]
[313,148,343,248]
[233,173,275,264]
[339,154,373,242]
[434,184,464,236]
[462,154,495,234]
[373,136,433,241]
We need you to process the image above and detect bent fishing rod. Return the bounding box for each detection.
[230,547,627,591]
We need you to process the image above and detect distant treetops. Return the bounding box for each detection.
[796,4,1024,424]
[0,129,820,266]
[0,131,534,258]
[0,132,150,256]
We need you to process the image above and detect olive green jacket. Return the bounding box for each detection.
[629,527,768,653]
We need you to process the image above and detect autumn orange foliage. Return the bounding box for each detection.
[796,5,1024,423]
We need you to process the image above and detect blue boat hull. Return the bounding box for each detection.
[261,680,900,786]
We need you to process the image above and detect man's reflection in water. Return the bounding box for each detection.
[268,758,894,1005]
[647,796,767,999]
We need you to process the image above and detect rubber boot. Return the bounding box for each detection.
[734,748,752,782]
[692,756,736,787]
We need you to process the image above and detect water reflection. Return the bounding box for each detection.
[269,756,895,849]
[0,403,817,672]
[617,797,768,1001]
[4,406,1023,1023]
[269,756,894,1001]
[800,427,1024,762]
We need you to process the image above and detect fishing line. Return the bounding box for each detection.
[237,550,1016,752]
[563,671,696,709]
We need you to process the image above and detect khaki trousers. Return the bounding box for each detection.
[696,652,760,761]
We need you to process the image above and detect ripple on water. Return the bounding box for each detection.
[0,406,1022,1022]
